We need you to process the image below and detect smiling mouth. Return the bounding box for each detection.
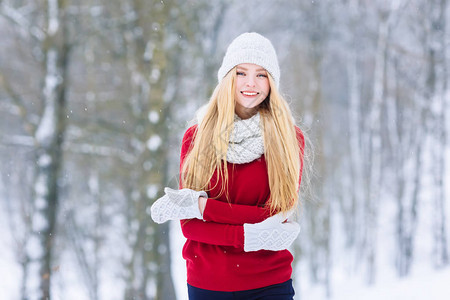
[241,91,259,96]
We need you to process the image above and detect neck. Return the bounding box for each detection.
[235,106,258,120]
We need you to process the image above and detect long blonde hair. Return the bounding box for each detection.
[181,67,303,214]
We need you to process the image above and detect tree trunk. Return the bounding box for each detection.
[24,1,69,299]
[121,0,176,298]
[389,57,420,277]
[346,42,364,252]
[365,16,389,284]
[429,0,449,268]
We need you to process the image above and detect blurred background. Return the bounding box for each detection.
[1,0,449,299]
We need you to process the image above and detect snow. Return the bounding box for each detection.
[25,235,44,260]
[88,174,99,193]
[36,48,59,146]
[144,41,154,61]
[151,68,161,82]
[26,261,41,300]
[35,196,47,210]
[146,184,159,199]
[34,174,48,198]
[0,204,21,300]
[37,154,52,167]
[51,254,89,300]
[146,135,162,151]
[2,134,34,147]
[158,243,167,254]
[170,221,188,300]
[47,0,59,35]
[44,50,59,94]
[89,6,103,17]
[35,99,56,146]
[148,110,160,123]
[0,3,45,40]
[321,265,450,300]
[169,223,450,300]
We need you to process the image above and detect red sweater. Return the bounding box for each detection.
[179,124,304,291]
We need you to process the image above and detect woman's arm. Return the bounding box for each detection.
[180,219,244,248]
[180,213,300,252]
[201,198,270,225]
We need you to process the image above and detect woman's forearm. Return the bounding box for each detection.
[201,198,270,225]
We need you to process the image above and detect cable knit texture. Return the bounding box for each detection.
[217,32,280,87]
[227,112,264,164]
[243,210,300,252]
[150,188,207,224]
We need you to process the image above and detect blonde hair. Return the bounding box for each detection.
[181,68,303,214]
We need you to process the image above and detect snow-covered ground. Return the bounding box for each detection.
[297,265,450,300]
[169,220,450,300]
[1,211,449,299]
[330,266,450,300]
[0,205,21,300]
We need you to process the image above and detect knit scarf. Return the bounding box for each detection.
[226,112,264,164]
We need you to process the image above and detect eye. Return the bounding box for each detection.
[236,71,245,76]
[257,73,268,78]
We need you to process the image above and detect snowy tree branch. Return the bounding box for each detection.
[66,142,136,164]
[0,72,36,135]
[0,134,34,147]
[0,2,45,42]
[0,133,136,164]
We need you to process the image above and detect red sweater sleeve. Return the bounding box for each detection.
[180,219,244,248]
[202,200,269,225]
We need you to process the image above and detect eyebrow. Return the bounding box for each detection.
[236,66,266,72]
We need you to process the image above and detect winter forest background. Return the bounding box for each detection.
[1,0,450,299]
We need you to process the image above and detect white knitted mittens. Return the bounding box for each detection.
[243,210,300,252]
[150,188,207,224]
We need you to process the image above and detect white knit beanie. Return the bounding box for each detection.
[217,32,280,87]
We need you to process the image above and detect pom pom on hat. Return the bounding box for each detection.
[217,32,280,87]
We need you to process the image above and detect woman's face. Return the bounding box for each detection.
[234,63,270,119]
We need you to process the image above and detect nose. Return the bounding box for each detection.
[246,77,256,87]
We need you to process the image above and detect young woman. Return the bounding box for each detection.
[151,32,305,300]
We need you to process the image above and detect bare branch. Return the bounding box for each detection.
[0,2,45,42]
[0,134,137,164]
[65,142,136,164]
[0,72,36,135]
[0,134,34,147]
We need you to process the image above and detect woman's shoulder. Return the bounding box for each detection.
[183,124,198,140]
[181,124,198,152]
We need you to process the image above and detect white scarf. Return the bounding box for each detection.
[195,105,264,164]
[226,112,264,164]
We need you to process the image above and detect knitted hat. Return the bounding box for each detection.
[217,32,280,87]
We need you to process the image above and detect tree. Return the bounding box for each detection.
[1,0,71,298]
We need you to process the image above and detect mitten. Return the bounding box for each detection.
[243,210,300,252]
[150,187,207,224]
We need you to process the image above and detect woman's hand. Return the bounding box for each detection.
[198,196,208,215]
[243,210,300,252]
[150,188,208,224]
